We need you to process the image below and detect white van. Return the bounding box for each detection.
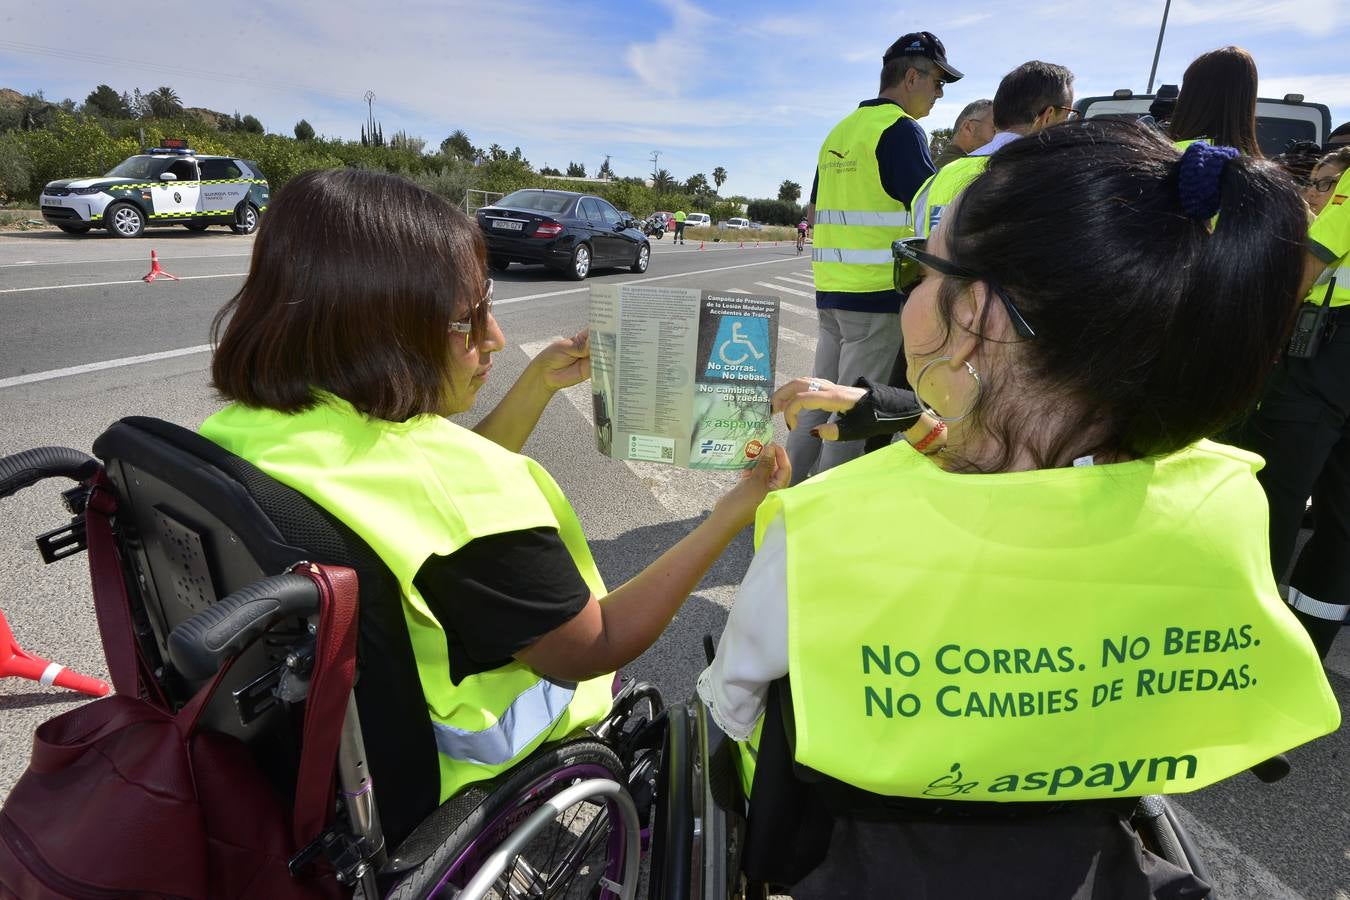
[725,217,750,229]
[684,213,712,229]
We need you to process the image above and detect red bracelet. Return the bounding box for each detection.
[911,420,946,453]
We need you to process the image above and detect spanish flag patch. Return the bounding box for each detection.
[1334,194,1348,206]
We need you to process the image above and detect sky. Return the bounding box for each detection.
[2,0,1347,201]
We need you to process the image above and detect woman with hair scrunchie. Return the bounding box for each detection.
[698,120,1339,898]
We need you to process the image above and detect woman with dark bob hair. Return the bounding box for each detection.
[700,120,1339,897]
[1168,46,1262,156]
[203,168,788,831]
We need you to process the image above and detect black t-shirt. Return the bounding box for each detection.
[412,526,592,684]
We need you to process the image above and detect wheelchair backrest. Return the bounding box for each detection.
[91,416,440,845]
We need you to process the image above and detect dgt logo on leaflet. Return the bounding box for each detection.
[699,440,735,457]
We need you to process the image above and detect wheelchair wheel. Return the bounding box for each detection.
[384,739,631,900]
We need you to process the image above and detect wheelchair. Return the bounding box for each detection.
[0,417,667,900]
[655,658,1293,900]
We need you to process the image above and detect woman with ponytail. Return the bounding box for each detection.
[699,120,1339,898]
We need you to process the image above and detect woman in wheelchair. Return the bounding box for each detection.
[201,169,788,879]
[698,120,1341,898]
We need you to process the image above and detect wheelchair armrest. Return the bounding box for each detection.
[168,573,320,680]
[0,447,99,499]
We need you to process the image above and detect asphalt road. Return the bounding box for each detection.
[0,228,1346,898]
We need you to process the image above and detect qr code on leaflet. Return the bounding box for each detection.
[661,447,674,460]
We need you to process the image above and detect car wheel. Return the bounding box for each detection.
[231,202,260,235]
[184,222,210,232]
[56,223,91,235]
[105,202,145,238]
[631,243,650,274]
[488,255,511,272]
[567,243,591,281]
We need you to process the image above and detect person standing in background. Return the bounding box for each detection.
[789,31,960,484]
[673,208,687,244]
[932,98,994,170]
[1168,46,1262,156]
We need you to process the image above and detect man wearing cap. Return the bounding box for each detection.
[1328,122,1350,151]
[789,32,960,484]
[932,98,994,170]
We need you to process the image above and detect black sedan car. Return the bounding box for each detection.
[477,189,651,280]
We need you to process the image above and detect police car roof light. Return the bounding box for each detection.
[145,147,195,155]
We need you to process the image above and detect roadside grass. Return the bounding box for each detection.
[678,225,799,243]
[0,209,46,229]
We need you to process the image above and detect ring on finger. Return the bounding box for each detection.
[808,379,821,392]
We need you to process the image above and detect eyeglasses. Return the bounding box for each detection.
[1055,106,1079,121]
[1310,176,1341,193]
[450,278,494,351]
[892,237,1037,340]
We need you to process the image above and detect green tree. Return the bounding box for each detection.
[0,131,31,201]
[652,168,675,192]
[293,119,316,141]
[685,172,709,194]
[777,179,802,204]
[928,127,953,159]
[598,157,614,180]
[128,89,150,119]
[539,164,561,176]
[566,161,586,177]
[240,114,265,135]
[146,86,183,118]
[488,143,507,161]
[712,166,727,191]
[441,129,474,160]
[83,85,127,119]
[389,130,426,154]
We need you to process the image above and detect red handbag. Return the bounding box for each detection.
[0,485,357,899]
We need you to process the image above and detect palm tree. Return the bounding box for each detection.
[146,86,183,118]
[652,168,676,192]
[712,167,727,191]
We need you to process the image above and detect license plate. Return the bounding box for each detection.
[492,219,524,231]
[45,198,64,206]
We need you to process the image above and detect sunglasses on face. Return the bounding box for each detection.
[450,278,494,351]
[892,237,1037,340]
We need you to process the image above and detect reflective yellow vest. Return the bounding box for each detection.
[742,439,1339,801]
[201,394,613,802]
[812,103,917,294]
[1307,167,1350,308]
[911,154,988,239]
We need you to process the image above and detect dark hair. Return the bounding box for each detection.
[991,61,1074,131]
[1328,121,1350,144]
[1274,140,1329,186]
[1168,47,1261,157]
[1316,146,1350,174]
[211,168,486,421]
[929,118,1305,471]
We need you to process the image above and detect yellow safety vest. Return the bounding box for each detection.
[740,439,1338,801]
[812,103,917,294]
[911,154,988,239]
[201,394,613,802]
[1307,167,1350,308]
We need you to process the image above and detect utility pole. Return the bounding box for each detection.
[602,154,612,180]
[364,90,376,139]
[650,150,661,182]
[1146,0,1172,94]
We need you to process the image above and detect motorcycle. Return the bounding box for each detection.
[642,217,666,239]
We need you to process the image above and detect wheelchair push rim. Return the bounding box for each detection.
[430,762,631,899]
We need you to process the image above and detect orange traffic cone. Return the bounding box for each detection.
[0,608,110,697]
[143,249,180,283]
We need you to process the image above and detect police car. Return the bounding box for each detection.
[39,140,269,238]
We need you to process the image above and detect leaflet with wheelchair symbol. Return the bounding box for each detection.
[589,283,779,469]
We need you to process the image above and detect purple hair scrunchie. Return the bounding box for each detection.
[1177,141,1239,221]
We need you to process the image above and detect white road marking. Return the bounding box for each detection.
[755,280,815,300]
[725,289,752,294]
[775,299,817,319]
[0,272,247,295]
[0,344,213,389]
[774,275,816,288]
[0,251,252,269]
[777,325,816,349]
[1,256,810,389]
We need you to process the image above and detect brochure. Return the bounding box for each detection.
[589,284,780,470]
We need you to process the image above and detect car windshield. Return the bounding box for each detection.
[497,190,572,214]
[105,156,171,180]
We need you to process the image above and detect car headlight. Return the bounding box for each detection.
[71,187,102,195]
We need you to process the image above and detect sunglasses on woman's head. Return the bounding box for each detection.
[450,278,494,351]
[892,237,1037,340]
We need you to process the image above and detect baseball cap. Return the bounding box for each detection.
[883,32,963,82]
